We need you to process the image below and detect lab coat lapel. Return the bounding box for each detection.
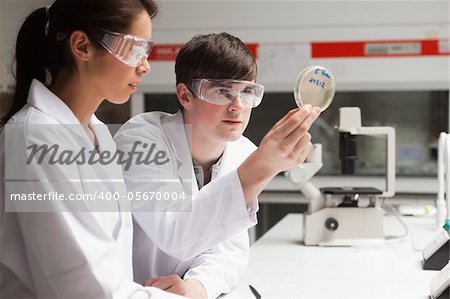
[215,142,238,178]
[89,117,127,194]
[216,139,255,179]
[89,119,127,239]
[161,111,198,195]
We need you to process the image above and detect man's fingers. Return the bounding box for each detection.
[272,105,319,139]
[276,106,312,136]
[145,277,161,286]
[152,279,174,290]
[272,107,301,129]
[293,137,313,164]
[151,275,182,290]
[283,109,319,147]
[165,285,185,295]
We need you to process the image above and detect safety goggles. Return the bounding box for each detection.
[93,29,153,67]
[189,79,264,108]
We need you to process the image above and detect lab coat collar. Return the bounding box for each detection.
[27,79,102,126]
[163,110,248,176]
[216,142,234,178]
[161,111,197,194]
[162,110,243,187]
[27,79,125,198]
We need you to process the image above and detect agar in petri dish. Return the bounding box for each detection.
[294,65,335,112]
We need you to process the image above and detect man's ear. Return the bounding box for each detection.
[69,30,94,62]
[176,83,194,110]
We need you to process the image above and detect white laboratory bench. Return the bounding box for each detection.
[224,213,440,299]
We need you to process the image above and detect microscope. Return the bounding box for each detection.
[287,107,396,246]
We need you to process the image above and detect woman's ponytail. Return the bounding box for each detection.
[1,7,48,126]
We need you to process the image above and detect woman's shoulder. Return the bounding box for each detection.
[114,111,178,140]
[7,103,60,126]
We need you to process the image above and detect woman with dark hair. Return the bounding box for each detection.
[0,0,183,298]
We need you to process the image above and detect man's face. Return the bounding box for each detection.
[191,97,252,144]
[187,80,255,144]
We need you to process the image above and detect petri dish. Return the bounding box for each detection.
[294,65,335,112]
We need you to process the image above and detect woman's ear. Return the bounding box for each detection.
[69,30,94,62]
[176,83,194,110]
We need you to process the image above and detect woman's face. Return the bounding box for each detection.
[87,11,152,104]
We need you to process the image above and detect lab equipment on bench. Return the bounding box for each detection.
[436,132,447,230]
[287,67,396,246]
[430,261,450,299]
[443,134,450,232]
[288,107,396,246]
[422,132,450,271]
[423,229,450,270]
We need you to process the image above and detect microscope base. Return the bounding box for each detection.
[303,207,385,246]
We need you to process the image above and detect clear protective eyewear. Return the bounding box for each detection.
[94,29,154,67]
[189,79,264,108]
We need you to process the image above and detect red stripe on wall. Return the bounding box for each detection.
[245,43,259,59]
[311,39,449,58]
[148,44,183,61]
[148,43,259,61]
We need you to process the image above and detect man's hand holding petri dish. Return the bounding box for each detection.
[238,66,334,202]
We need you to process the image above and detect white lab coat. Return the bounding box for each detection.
[114,111,258,298]
[0,79,184,299]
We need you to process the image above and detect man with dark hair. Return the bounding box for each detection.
[115,32,320,298]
